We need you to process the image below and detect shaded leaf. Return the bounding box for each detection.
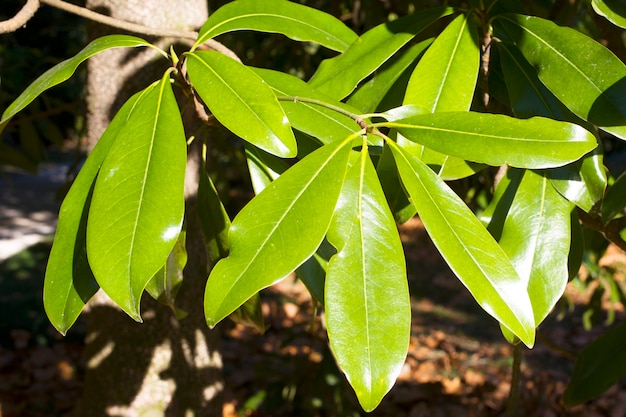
[145,230,188,317]
[198,156,231,263]
[296,239,335,304]
[494,14,626,140]
[87,74,187,320]
[602,170,626,221]
[389,111,597,169]
[592,0,626,28]
[376,142,416,222]
[245,144,289,194]
[195,0,357,52]
[309,7,453,100]
[229,293,266,334]
[497,42,607,211]
[1,35,158,135]
[204,138,352,327]
[43,89,147,334]
[326,149,410,411]
[389,141,535,347]
[187,51,296,158]
[563,321,626,407]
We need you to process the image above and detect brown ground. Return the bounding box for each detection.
[1,218,626,416]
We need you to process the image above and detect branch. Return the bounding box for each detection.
[0,0,40,34]
[5,0,240,60]
[578,208,626,252]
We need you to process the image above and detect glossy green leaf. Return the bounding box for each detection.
[401,13,481,180]
[308,7,453,100]
[186,51,296,158]
[592,0,626,28]
[489,169,573,326]
[388,111,597,169]
[204,138,353,327]
[326,149,409,411]
[498,42,607,211]
[494,14,626,140]
[388,141,535,347]
[198,157,231,263]
[347,39,432,113]
[0,35,158,136]
[253,68,360,145]
[194,0,357,52]
[563,321,626,407]
[87,74,187,320]
[602,171,626,221]
[145,230,187,316]
[43,89,147,334]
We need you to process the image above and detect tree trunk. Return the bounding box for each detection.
[80,2,223,416]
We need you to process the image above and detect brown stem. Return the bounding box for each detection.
[577,208,626,252]
[0,0,40,34]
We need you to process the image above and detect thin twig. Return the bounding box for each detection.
[0,0,40,34]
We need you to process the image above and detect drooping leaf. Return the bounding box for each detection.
[592,0,626,28]
[1,35,159,136]
[194,0,357,52]
[388,141,535,347]
[87,73,187,320]
[497,42,607,211]
[489,169,573,326]
[204,138,353,327]
[388,111,597,169]
[346,39,432,113]
[308,7,453,100]
[494,14,626,140]
[401,13,482,180]
[326,149,410,411]
[198,153,231,263]
[563,321,626,407]
[253,68,361,145]
[186,51,296,158]
[145,230,188,318]
[43,89,148,334]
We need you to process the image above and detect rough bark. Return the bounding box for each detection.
[80,1,223,416]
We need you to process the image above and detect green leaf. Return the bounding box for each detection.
[186,51,297,158]
[346,39,432,113]
[204,138,353,327]
[592,0,626,28]
[194,0,357,52]
[145,230,188,317]
[229,293,266,333]
[296,239,335,304]
[0,35,158,136]
[563,321,626,407]
[388,111,597,169]
[326,149,410,412]
[86,74,187,320]
[602,171,626,221]
[494,14,626,140]
[197,150,231,263]
[489,169,573,326]
[548,151,606,212]
[253,68,360,145]
[388,141,535,347]
[401,13,482,180]
[43,89,147,334]
[308,7,453,100]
